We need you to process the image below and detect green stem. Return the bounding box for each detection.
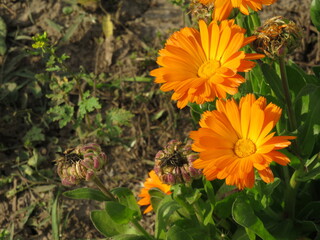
[193,201,205,226]
[92,176,116,201]
[278,56,297,131]
[131,219,154,240]
[284,170,299,219]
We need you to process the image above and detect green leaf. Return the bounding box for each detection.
[174,219,212,240]
[298,87,320,157]
[215,194,238,219]
[90,210,137,237]
[107,108,133,126]
[232,197,276,240]
[155,199,181,239]
[78,91,101,118]
[149,188,169,213]
[248,64,269,95]
[52,191,61,240]
[260,63,284,104]
[285,65,307,101]
[23,126,45,147]
[112,187,142,219]
[171,184,201,205]
[203,178,215,206]
[113,235,148,240]
[297,201,320,220]
[311,0,320,31]
[48,104,74,128]
[0,17,7,55]
[105,202,136,224]
[166,225,193,240]
[63,188,110,201]
[61,14,85,42]
[312,65,320,78]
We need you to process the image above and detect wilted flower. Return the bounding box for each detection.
[56,143,107,186]
[154,140,202,185]
[138,170,172,214]
[252,16,302,59]
[190,94,295,189]
[150,19,264,108]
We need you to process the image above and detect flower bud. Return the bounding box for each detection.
[154,140,202,185]
[56,143,107,186]
[251,16,302,59]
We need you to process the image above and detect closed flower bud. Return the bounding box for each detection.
[252,16,302,59]
[56,143,107,186]
[154,140,202,185]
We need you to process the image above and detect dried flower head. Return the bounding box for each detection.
[251,16,302,59]
[154,140,202,185]
[56,143,107,186]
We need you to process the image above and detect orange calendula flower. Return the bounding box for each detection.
[150,20,264,109]
[213,0,277,21]
[190,94,295,189]
[138,170,172,214]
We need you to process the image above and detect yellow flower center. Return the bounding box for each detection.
[198,60,221,78]
[234,139,256,158]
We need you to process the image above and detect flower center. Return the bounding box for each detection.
[198,60,221,78]
[234,139,256,158]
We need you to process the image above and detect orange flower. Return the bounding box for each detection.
[212,0,277,21]
[198,0,214,4]
[190,94,295,189]
[150,20,264,109]
[138,170,172,214]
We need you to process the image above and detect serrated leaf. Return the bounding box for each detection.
[107,108,133,126]
[78,91,101,118]
[63,188,110,201]
[23,126,45,147]
[48,104,74,128]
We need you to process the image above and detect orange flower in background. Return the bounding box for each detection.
[213,0,277,21]
[190,94,295,189]
[150,20,264,109]
[198,0,214,4]
[138,170,172,214]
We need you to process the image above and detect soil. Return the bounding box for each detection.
[0,0,318,239]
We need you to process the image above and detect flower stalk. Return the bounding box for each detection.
[278,56,297,132]
[92,175,116,201]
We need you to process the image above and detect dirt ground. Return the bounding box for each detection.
[0,0,318,239]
